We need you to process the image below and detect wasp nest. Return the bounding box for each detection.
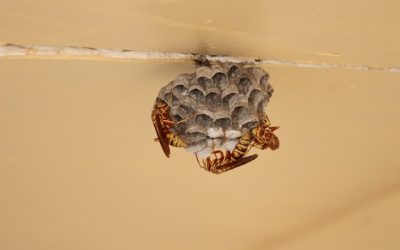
[155,62,273,159]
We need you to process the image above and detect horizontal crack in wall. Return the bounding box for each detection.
[1,43,399,74]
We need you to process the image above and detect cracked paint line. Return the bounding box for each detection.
[1,43,399,74]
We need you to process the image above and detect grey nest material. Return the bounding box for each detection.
[156,62,274,159]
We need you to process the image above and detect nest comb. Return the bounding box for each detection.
[155,62,273,158]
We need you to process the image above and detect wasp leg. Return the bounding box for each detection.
[157,103,169,115]
[160,118,174,126]
[195,153,210,170]
[212,150,226,164]
[205,157,214,172]
[195,153,203,168]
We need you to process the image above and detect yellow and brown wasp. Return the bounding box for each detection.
[196,132,258,174]
[151,100,186,158]
[196,115,279,174]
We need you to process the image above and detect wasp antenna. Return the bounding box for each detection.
[270,126,280,131]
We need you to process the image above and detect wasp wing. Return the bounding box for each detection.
[212,154,258,174]
[151,109,171,158]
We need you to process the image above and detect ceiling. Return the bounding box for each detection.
[1,0,400,249]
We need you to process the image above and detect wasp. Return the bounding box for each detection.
[196,116,279,174]
[196,132,258,174]
[151,100,187,157]
[251,115,280,150]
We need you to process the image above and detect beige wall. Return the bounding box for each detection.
[1,1,400,249]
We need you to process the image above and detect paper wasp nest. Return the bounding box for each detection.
[156,62,273,159]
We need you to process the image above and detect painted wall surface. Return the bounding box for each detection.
[1,1,400,249]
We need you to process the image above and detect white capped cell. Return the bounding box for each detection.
[222,139,239,152]
[207,127,224,138]
[185,140,207,153]
[196,147,212,159]
[225,130,242,139]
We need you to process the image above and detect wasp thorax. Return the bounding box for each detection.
[156,62,274,159]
